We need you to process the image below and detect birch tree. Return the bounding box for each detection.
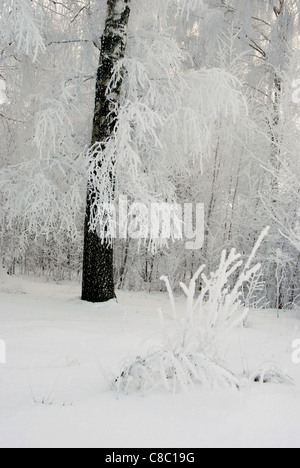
[82,0,131,303]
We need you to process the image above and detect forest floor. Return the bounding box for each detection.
[0,274,300,448]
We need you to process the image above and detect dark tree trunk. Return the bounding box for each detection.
[82,0,131,303]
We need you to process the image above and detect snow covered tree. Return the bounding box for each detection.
[0,0,299,310]
[82,0,131,303]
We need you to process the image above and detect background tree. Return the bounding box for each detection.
[0,0,299,310]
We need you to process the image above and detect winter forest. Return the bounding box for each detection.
[0,0,300,449]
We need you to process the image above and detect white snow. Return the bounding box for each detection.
[0,275,300,448]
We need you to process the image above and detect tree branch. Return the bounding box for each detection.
[48,1,71,11]
[0,113,25,124]
[71,6,87,23]
[249,39,267,58]
[47,39,91,47]
[252,17,271,27]
[274,0,285,18]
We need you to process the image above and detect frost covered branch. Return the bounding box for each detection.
[1,0,46,61]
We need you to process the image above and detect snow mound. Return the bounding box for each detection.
[0,273,26,295]
[29,356,81,406]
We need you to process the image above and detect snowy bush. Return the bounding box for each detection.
[114,351,239,394]
[251,364,293,386]
[113,228,270,394]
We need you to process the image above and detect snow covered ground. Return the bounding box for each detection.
[0,274,300,449]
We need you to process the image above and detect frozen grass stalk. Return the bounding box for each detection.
[113,228,270,394]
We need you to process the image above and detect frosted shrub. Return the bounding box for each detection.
[113,228,270,394]
[114,351,239,394]
[251,364,293,385]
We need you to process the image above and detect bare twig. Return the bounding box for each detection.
[47,39,91,47]
[274,0,285,17]
[71,6,86,23]
[0,113,25,124]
